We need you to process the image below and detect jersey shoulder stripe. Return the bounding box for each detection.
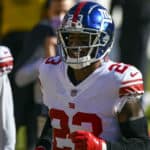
[119,65,144,96]
[106,61,144,97]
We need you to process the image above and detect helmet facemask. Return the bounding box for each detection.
[57,1,114,69]
[58,28,111,69]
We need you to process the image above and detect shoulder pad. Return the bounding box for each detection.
[108,62,144,97]
[119,64,144,97]
[45,56,61,65]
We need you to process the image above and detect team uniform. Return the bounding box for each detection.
[39,56,144,150]
[0,46,16,150]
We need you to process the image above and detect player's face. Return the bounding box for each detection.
[67,33,90,58]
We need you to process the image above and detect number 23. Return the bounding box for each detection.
[49,108,103,150]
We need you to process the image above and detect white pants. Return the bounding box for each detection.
[0,75,16,150]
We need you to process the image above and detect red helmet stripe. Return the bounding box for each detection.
[72,1,87,22]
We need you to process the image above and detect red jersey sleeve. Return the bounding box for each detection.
[119,65,144,97]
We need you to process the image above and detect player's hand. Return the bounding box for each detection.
[70,130,107,150]
[35,146,46,150]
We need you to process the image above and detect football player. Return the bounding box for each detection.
[35,1,150,150]
[0,46,16,150]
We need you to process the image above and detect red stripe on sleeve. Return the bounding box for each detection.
[0,60,13,68]
[119,84,144,97]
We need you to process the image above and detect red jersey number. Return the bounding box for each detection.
[109,63,129,74]
[49,108,103,150]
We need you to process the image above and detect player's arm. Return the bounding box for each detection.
[35,116,52,150]
[70,67,150,150]
[106,95,150,150]
[70,95,150,150]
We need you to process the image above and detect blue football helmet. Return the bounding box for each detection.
[58,1,115,69]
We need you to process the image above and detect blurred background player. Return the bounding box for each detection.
[14,0,75,149]
[0,46,16,150]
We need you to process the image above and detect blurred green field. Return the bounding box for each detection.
[145,61,150,91]
[16,127,27,150]
[16,116,46,150]
[145,61,150,118]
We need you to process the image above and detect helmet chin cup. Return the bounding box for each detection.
[66,55,92,69]
[68,62,91,69]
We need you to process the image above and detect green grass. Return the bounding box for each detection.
[146,65,150,91]
[144,61,150,135]
[15,116,46,150]
[16,127,27,150]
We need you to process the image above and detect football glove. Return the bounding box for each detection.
[70,130,107,150]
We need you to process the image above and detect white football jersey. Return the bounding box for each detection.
[39,56,144,150]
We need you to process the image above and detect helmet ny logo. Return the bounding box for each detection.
[64,15,83,28]
[98,9,112,22]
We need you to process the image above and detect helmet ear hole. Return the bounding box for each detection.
[99,32,110,46]
[90,47,98,58]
